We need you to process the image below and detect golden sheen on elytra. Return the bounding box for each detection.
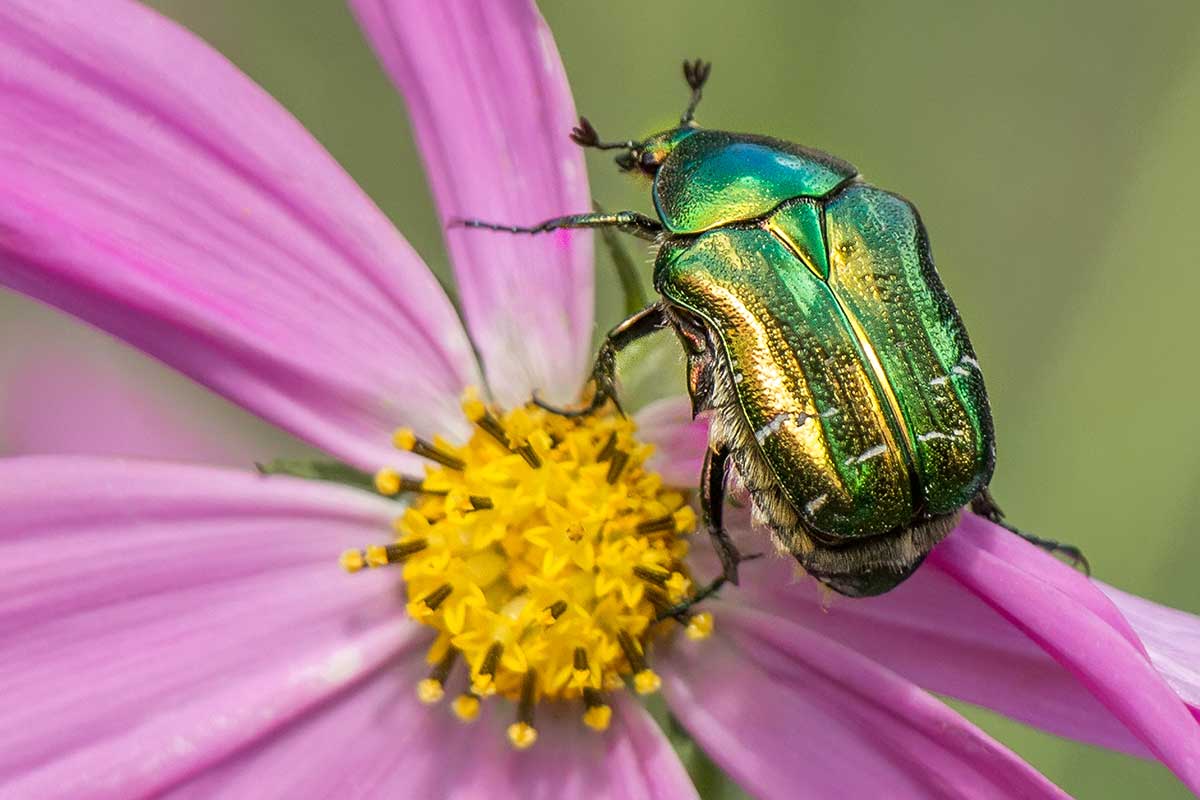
[339,392,710,748]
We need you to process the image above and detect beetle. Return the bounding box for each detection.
[463,60,1084,601]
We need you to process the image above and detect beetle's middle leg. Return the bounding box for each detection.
[534,303,669,418]
[700,444,746,585]
[656,444,759,622]
[971,488,1091,574]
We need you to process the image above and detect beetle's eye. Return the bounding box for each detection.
[639,150,661,171]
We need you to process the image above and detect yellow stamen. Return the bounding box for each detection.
[343,392,712,738]
[338,549,365,573]
[633,668,662,695]
[673,506,697,533]
[461,395,489,424]
[365,544,389,568]
[416,678,444,704]
[582,687,612,732]
[583,703,612,732]
[393,427,417,451]
[452,693,481,722]
[374,467,401,496]
[666,571,692,603]
[507,722,538,749]
[686,612,714,641]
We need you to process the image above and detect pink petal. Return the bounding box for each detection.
[351,0,594,408]
[1102,584,1200,718]
[738,514,1200,788]
[168,656,696,798]
[425,695,698,800]
[929,517,1200,791]
[2,347,246,464]
[736,550,1158,757]
[0,455,695,798]
[636,396,708,488]
[0,0,479,470]
[663,603,1070,799]
[673,448,1200,776]
[0,456,419,798]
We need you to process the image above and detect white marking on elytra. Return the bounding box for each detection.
[845,443,887,466]
[931,356,980,388]
[733,371,745,384]
[819,407,840,419]
[805,493,829,516]
[918,428,968,443]
[754,411,811,445]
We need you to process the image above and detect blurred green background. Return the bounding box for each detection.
[2,1,1199,796]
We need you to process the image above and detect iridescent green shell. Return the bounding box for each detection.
[653,172,994,540]
[651,130,856,234]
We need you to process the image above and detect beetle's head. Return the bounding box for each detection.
[570,59,712,179]
[612,127,698,176]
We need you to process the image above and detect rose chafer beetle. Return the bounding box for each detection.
[464,60,1084,602]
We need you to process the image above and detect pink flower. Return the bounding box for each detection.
[1,1,1198,797]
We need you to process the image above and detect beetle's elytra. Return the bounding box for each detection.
[463,60,1083,602]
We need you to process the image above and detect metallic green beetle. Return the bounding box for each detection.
[465,60,1082,600]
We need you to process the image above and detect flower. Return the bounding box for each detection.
[1,0,1199,797]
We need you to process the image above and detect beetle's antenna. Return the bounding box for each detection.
[570,117,636,151]
[680,59,711,125]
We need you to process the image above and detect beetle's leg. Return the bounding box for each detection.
[971,489,1091,575]
[568,116,637,152]
[655,446,761,623]
[534,304,668,418]
[702,444,743,585]
[680,59,712,125]
[456,210,663,242]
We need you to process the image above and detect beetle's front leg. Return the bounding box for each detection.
[971,489,1091,574]
[535,304,668,418]
[456,210,664,242]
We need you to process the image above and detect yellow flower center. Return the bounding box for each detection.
[340,392,707,747]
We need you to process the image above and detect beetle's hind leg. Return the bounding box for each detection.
[534,304,668,418]
[971,489,1091,575]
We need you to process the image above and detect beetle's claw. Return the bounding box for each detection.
[1057,546,1092,576]
[683,58,712,91]
[531,390,590,418]
[531,386,612,419]
[570,116,600,148]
